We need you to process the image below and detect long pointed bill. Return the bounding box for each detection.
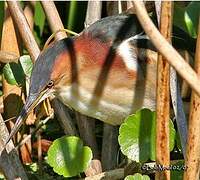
[4,89,50,147]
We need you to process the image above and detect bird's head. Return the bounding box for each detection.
[5,38,74,145]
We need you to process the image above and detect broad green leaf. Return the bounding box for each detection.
[34,2,45,36]
[19,55,33,78]
[184,2,200,38]
[125,173,150,180]
[3,55,33,86]
[3,62,24,86]
[171,160,186,180]
[118,109,176,162]
[47,136,93,178]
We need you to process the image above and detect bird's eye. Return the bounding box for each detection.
[47,80,54,88]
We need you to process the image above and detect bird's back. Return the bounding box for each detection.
[82,15,143,43]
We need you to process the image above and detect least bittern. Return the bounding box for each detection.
[4,14,162,147]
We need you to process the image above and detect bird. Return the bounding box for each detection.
[4,14,159,147]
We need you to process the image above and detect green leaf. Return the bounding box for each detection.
[173,3,188,33]
[47,136,93,178]
[118,109,176,162]
[3,62,24,86]
[34,2,45,36]
[3,55,33,86]
[67,1,78,30]
[26,163,38,172]
[171,161,186,180]
[125,173,150,180]
[65,1,87,33]
[184,2,200,38]
[174,2,200,38]
[19,55,33,78]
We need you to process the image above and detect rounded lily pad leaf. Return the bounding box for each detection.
[119,108,176,162]
[19,55,33,78]
[47,136,93,178]
[125,173,150,180]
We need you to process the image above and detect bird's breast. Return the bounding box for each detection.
[55,83,138,125]
[55,58,157,125]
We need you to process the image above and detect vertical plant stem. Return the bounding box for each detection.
[155,2,172,180]
[184,18,200,180]
[41,1,66,40]
[51,100,78,136]
[155,1,161,25]
[67,1,77,30]
[106,1,118,16]
[85,1,102,28]
[24,2,34,30]
[75,113,99,158]
[181,51,191,98]
[101,124,118,171]
[7,1,40,61]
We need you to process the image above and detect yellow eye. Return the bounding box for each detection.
[47,80,54,88]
